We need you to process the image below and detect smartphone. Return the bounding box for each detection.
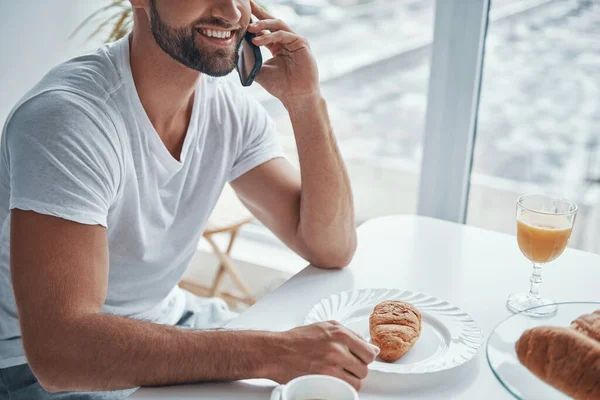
[237,23,262,87]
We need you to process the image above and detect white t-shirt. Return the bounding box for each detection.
[0,36,284,368]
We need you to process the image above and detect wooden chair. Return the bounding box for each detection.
[179,185,256,307]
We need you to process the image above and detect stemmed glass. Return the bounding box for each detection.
[507,194,578,317]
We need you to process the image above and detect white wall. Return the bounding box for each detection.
[0,0,108,125]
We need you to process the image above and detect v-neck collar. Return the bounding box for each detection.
[118,35,205,172]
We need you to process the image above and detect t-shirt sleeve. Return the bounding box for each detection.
[227,91,285,182]
[3,91,121,227]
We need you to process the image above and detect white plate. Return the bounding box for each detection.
[304,288,483,374]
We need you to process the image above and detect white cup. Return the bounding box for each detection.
[270,375,359,400]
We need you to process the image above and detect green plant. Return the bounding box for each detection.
[71,0,133,43]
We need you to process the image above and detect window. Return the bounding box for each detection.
[466,0,600,253]
[6,0,598,258]
[251,0,437,224]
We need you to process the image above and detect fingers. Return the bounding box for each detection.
[324,323,378,365]
[347,328,380,359]
[253,31,307,52]
[333,323,380,359]
[247,18,293,34]
[324,341,369,380]
[338,329,379,365]
[342,352,370,380]
[252,30,295,45]
[331,369,363,392]
[250,0,274,20]
[348,339,379,366]
[318,361,362,392]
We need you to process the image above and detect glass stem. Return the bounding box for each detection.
[528,263,543,299]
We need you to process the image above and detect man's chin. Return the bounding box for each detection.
[200,65,236,77]
[196,51,237,76]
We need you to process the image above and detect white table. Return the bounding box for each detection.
[133,215,600,399]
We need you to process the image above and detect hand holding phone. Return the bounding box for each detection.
[246,1,320,105]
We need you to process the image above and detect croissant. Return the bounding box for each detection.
[571,310,600,342]
[369,300,421,362]
[516,326,600,400]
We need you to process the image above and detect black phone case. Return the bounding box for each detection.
[238,30,263,87]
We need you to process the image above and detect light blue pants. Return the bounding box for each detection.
[0,291,237,400]
[0,364,137,399]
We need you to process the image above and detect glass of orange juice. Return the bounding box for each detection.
[507,194,578,317]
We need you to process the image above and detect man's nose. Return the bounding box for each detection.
[211,0,242,25]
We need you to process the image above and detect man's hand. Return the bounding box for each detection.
[269,321,380,391]
[248,0,320,106]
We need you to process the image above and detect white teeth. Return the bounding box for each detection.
[200,29,232,39]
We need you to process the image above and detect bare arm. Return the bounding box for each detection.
[231,2,357,269]
[287,96,356,267]
[11,210,272,391]
[231,99,356,268]
[11,210,376,392]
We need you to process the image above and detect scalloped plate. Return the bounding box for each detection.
[304,288,483,374]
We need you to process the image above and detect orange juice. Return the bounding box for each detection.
[517,213,572,263]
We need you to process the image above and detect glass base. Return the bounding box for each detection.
[506,293,558,318]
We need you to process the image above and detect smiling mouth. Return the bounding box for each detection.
[196,27,236,41]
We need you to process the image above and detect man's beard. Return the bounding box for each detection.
[149,1,244,77]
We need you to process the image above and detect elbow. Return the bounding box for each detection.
[25,351,63,393]
[307,234,357,269]
[36,377,64,394]
[22,333,75,393]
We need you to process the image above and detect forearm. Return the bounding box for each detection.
[27,313,275,392]
[285,95,357,267]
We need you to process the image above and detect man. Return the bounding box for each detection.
[0,0,379,399]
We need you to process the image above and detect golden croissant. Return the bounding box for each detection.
[369,300,422,362]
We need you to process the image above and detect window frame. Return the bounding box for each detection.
[417,0,490,223]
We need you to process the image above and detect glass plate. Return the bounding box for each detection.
[487,302,600,400]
